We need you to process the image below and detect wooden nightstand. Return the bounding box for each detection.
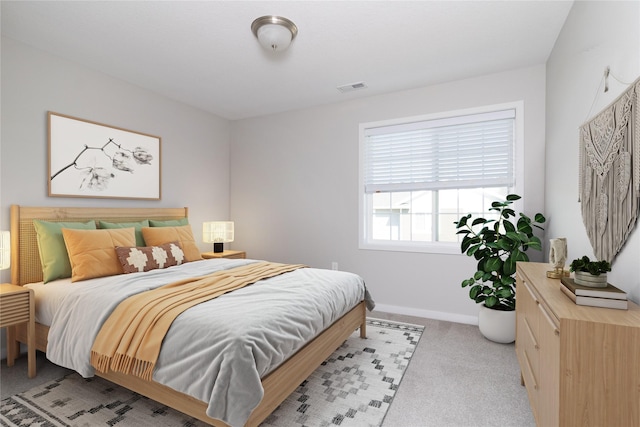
[0,283,36,378]
[201,250,246,259]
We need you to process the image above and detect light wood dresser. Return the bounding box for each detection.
[515,262,640,426]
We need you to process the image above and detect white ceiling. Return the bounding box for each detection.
[1,1,573,120]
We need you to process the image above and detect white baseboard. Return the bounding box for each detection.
[373,303,478,325]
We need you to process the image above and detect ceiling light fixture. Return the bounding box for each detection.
[251,15,298,52]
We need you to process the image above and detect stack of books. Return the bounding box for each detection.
[560,277,628,310]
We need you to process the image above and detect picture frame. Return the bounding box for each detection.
[48,112,161,200]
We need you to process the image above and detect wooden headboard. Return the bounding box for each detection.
[10,205,188,286]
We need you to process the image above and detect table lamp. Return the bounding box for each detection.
[203,222,234,253]
[0,230,10,270]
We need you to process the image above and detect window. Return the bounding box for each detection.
[359,102,523,254]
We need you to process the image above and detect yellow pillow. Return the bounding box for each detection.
[62,228,136,282]
[141,225,203,262]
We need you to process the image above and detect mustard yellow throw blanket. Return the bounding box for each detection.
[90,261,305,380]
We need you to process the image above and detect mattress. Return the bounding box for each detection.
[26,278,73,325]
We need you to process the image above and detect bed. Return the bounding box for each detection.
[7,205,371,427]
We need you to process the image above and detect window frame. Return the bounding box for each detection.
[358,101,525,254]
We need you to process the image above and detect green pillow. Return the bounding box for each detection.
[149,218,188,227]
[98,219,150,246]
[33,219,97,283]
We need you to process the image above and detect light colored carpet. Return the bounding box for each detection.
[372,311,535,427]
[1,318,423,427]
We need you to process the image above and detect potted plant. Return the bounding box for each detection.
[454,194,546,343]
[569,255,611,287]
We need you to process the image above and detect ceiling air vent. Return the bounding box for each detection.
[337,81,368,93]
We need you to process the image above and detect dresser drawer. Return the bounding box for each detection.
[520,344,540,414]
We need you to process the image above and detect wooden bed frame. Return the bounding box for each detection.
[8,204,367,427]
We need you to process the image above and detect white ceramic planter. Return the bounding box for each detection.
[478,304,516,344]
[574,271,608,288]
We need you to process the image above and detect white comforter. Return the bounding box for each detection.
[44,258,372,427]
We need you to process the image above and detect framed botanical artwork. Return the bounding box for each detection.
[48,112,161,200]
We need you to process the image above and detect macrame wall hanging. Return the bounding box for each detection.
[579,73,640,263]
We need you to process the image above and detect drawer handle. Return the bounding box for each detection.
[523,350,538,390]
[539,303,560,335]
[524,317,539,349]
[521,280,539,304]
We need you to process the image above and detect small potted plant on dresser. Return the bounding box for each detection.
[569,255,611,287]
[454,194,546,343]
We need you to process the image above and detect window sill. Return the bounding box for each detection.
[359,241,462,255]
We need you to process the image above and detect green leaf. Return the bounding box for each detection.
[460,236,474,253]
[472,217,487,226]
[495,239,511,251]
[518,223,533,235]
[484,257,502,273]
[501,276,516,286]
[474,249,489,261]
[506,194,521,201]
[505,231,521,242]
[515,250,529,262]
[485,242,500,250]
[485,295,499,307]
[534,213,546,223]
[467,244,480,257]
[469,285,481,299]
[503,221,515,233]
[483,229,497,241]
[502,208,516,218]
[497,288,513,298]
[503,257,516,276]
[455,214,470,228]
[526,238,542,251]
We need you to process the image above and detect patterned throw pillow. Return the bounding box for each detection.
[115,242,185,274]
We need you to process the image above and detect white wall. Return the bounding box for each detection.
[230,65,547,323]
[0,37,232,267]
[0,38,232,357]
[545,1,640,302]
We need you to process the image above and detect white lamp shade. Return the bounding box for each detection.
[0,230,10,270]
[256,23,293,51]
[203,222,235,243]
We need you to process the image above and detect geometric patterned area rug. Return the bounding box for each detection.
[0,318,423,427]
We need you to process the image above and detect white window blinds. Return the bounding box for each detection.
[363,109,515,193]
